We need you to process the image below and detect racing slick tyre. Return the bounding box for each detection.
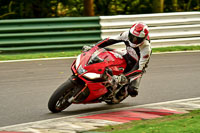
[48,78,76,113]
[105,93,128,105]
[105,96,128,105]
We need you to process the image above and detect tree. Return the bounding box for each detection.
[1,0,200,19]
[152,0,164,13]
[172,0,178,11]
[0,0,57,19]
[84,0,94,16]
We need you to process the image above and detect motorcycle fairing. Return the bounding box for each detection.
[71,47,127,103]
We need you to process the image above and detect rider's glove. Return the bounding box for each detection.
[82,45,92,52]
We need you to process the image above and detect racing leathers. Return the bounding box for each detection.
[96,30,152,97]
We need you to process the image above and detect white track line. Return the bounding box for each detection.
[153,50,200,54]
[0,56,76,63]
[0,97,200,129]
[0,50,200,63]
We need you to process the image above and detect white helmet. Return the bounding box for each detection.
[128,22,149,46]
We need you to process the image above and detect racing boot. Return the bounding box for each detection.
[127,76,141,97]
[127,86,138,97]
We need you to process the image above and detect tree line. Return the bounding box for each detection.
[0,0,199,19]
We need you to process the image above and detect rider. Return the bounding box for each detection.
[84,22,152,97]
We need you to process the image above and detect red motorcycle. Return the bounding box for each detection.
[48,46,129,113]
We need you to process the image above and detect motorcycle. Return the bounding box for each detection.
[48,45,129,113]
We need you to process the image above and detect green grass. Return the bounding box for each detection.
[91,110,200,133]
[0,50,82,61]
[152,45,200,53]
[0,45,200,61]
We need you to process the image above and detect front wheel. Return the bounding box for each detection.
[48,78,76,113]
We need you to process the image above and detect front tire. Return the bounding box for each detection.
[48,78,76,113]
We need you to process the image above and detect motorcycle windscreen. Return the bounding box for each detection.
[87,48,106,65]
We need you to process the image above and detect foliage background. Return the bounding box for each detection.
[0,0,199,19]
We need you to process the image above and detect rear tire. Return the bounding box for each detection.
[105,95,128,105]
[105,89,128,105]
[48,78,76,113]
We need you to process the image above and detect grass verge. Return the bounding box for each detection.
[91,110,200,133]
[0,50,82,61]
[0,45,200,61]
[152,45,200,53]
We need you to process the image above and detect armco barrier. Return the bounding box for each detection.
[0,17,101,53]
[100,12,200,48]
[0,12,200,53]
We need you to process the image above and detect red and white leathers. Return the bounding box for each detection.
[95,22,152,96]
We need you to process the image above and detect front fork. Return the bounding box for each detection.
[68,75,85,103]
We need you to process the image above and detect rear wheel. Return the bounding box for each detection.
[48,78,76,113]
[105,95,128,105]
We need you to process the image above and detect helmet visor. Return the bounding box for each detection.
[128,32,144,44]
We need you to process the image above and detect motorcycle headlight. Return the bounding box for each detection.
[83,73,101,79]
[76,54,81,68]
[77,65,87,74]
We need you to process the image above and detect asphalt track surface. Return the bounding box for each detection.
[0,52,200,127]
